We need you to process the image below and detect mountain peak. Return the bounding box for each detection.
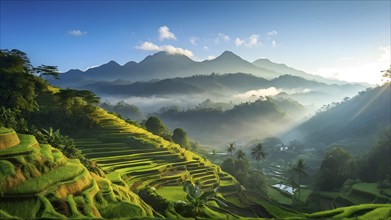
[139,51,193,64]
[212,51,244,62]
[219,50,241,58]
[106,60,121,67]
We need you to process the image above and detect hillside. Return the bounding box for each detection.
[3,122,389,220]
[1,49,391,219]
[155,97,306,146]
[80,74,365,108]
[68,107,295,218]
[0,127,154,219]
[253,58,346,85]
[284,84,391,154]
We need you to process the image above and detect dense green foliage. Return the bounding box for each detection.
[181,180,223,216]
[221,151,268,194]
[315,127,390,191]
[359,127,391,182]
[100,100,144,121]
[144,116,167,136]
[156,97,303,145]
[316,147,352,190]
[172,128,190,149]
[0,107,97,173]
[0,50,45,112]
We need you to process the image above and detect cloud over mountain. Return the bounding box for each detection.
[136,41,193,57]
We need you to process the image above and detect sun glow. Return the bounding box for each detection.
[316,46,390,85]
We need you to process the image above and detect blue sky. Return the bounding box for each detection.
[1,1,390,84]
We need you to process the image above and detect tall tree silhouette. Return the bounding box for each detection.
[236,149,246,161]
[226,142,236,158]
[291,159,308,201]
[251,143,267,169]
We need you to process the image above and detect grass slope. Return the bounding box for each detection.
[0,129,154,219]
[72,107,292,218]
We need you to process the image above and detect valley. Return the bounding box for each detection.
[1,48,390,219]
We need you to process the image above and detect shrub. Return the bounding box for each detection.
[138,186,170,214]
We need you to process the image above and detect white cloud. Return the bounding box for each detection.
[248,34,259,47]
[160,45,193,57]
[84,65,98,71]
[235,34,260,48]
[316,45,391,84]
[206,55,216,60]
[203,46,209,51]
[272,40,276,48]
[232,87,312,101]
[158,26,177,41]
[232,87,280,100]
[67,29,87,37]
[267,30,278,36]
[235,38,244,47]
[190,36,198,45]
[136,41,160,51]
[136,41,193,57]
[215,33,230,44]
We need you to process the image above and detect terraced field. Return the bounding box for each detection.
[74,108,229,191]
[72,108,295,218]
[0,127,154,219]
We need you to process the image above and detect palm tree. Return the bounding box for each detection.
[236,149,246,161]
[183,180,226,216]
[251,143,267,169]
[226,142,236,158]
[291,159,308,201]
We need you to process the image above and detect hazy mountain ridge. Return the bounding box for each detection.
[284,84,391,153]
[52,51,357,88]
[155,97,306,146]
[80,73,365,96]
[253,58,346,85]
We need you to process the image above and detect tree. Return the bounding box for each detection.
[144,116,166,136]
[0,49,45,112]
[172,128,190,149]
[359,127,391,182]
[316,147,352,190]
[226,142,236,157]
[248,170,268,194]
[251,143,267,169]
[58,89,100,106]
[290,159,308,201]
[381,65,391,83]
[182,180,225,216]
[0,49,32,72]
[236,149,246,161]
[33,65,60,80]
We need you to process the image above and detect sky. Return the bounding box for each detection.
[1,1,390,84]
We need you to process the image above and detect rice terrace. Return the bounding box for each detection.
[0,1,390,219]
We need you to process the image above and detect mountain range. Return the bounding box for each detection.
[52,51,348,88]
[80,73,366,109]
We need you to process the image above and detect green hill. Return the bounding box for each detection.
[284,84,391,154]
[156,97,305,146]
[68,107,297,218]
[0,127,154,219]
